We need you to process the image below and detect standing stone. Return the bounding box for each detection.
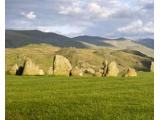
[102,60,108,77]
[53,55,72,76]
[107,61,119,77]
[150,61,154,72]
[125,68,137,77]
[94,72,102,77]
[94,69,103,77]
[22,58,42,75]
[47,67,53,75]
[8,64,19,75]
[71,66,83,76]
[83,68,95,75]
[39,69,45,75]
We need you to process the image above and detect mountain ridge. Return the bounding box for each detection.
[5,30,86,48]
[135,38,154,49]
[5,30,154,57]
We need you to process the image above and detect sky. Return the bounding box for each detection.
[6,0,154,39]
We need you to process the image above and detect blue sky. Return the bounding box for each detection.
[6,0,154,39]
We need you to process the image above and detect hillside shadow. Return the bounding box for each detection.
[5,30,87,48]
[72,36,114,47]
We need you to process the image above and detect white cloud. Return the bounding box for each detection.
[118,20,143,33]
[58,1,83,15]
[88,2,111,18]
[6,0,153,38]
[143,21,154,33]
[36,26,51,33]
[21,11,37,20]
[88,2,101,13]
[59,6,82,15]
[117,20,153,34]
[58,1,113,18]
[37,25,86,36]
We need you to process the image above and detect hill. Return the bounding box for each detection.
[136,38,154,49]
[104,39,154,57]
[5,30,154,57]
[6,44,152,73]
[5,30,86,48]
[72,36,113,47]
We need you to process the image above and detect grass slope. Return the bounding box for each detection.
[104,40,154,57]
[6,30,153,58]
[6,72,153,120]
[5,44,152,73]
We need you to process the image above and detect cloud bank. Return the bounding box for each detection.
[6,0,154,39]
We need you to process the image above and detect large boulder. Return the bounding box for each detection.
[79,62,96,74]
[22,58,43,75]
[38,69,45,75]
[103,60,108,66]
[94,69,103,77]
[150,61,154,72]
[79,62,96,70]
[94,72,102,77]
[83,68,95,75]
[53,55,72,76]
[107,61,119,77]
[125,68,137,77]
[71,67,83,76]
[8,64,19,75]
[46,67,53,75]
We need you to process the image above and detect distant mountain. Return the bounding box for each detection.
[5,30,86,48]
[72,35,153,57]
[5,30,123,48]
[104,39,154,57]
[72,35,113,47]
[136,38,154,49]
[5,30,153,57]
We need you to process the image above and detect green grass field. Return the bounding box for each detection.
[6,72,153,120]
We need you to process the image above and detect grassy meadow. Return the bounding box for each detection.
[6,72,154,120]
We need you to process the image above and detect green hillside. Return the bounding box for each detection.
[6,44,152,73]
[104,39,154,57]
[6,30,154,58]
[5,30,86,48]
